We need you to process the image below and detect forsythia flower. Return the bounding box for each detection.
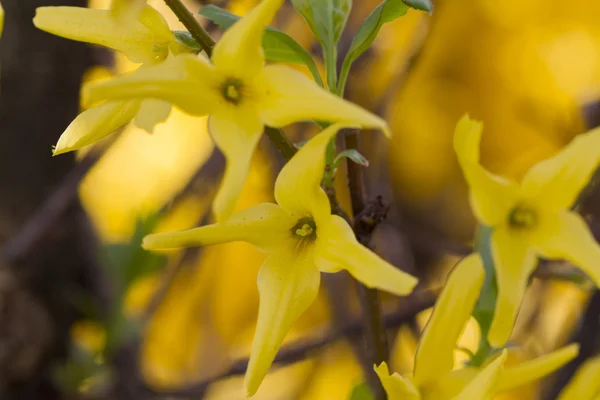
[33,4,191,154]
[375,254,579,400]
[558,355,600,400]
[83,0,391,221]
[454,115,600,347]
[142,124,418,395]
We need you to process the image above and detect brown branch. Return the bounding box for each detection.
[149,288,439,399]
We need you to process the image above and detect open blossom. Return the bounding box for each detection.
[83,0,391,221]
[33,4,191,154]
[375,254,579,400]
[454,115,600,347]
[142,124,418,395]
[558,355,600,400]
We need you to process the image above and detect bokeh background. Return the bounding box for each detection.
[1,0,600,399]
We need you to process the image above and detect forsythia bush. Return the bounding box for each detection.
[11,0,600,398]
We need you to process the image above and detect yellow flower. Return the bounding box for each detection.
[558,355,600,400]
[375,254,579,400]
[83,0,390,221]
[33,4,189,154]
[454,114,600,347]
[142,124,417,395]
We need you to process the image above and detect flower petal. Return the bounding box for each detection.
[488,226,538,348]
[211,0,283,77]
[452,350,507,400]
[259,65,390,136]
[315,215,418,296]
[142,203,294,252]
[557,353,600,400]
[33,5,172,63]
[413,254,484,387]
[374,363,420,400]
[453,114,520,226]
[534,210,600,286]
[208,109,264,221]
[133,99,171,133]
[245,247,320,396]
[522,126,600,211]
[0,1,4,38]
[274,124,343,223]
[84,54,222,116]
[111,0,146,24]
[53,100,140,155]
[499,343,579,392]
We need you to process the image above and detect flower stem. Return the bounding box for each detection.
[344,129,388,400]
[265,126,297,161]
[164,0,215,57]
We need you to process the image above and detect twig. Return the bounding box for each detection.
[344,129,389,400]
[150,288,439,398]
[164,0,215,57]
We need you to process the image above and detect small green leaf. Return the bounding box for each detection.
[199,5,323,86]
[338,0,409,94]
[172,30,202,52]
[402,0,433,13]
[291,0,352,48]
[334,149,369,167]
[348,382,374,400]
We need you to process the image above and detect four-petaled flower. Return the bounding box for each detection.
[33,4,192,154]
[375,253,579,400]
[83,0,391,221]
[142,124,418,396]
[454,114,600,347]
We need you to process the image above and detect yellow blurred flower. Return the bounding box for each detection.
[454,114,600,347]
[375,254,579,399]
[0,1,4,38]
[33,4,192,154]
[85,0,390,221]
[142,124,418,395]
[558,356,600,400]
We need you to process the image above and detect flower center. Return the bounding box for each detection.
[221,79,243,105]
[292,217,317,242]
[508,205,537,229]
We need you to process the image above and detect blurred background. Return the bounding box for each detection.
[1,0,600,399]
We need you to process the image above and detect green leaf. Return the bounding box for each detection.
[348,382,375,400]
[338,0,409,94]
[402,0,433,13]
[334,149,369,167]
[172,30,202,52]
[199,5,323,86]
[291,0,352,48]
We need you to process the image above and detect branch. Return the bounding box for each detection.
[150,288,439,398]
[164,0,215,56]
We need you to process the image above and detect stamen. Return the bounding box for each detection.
[221,79,243,105]
[291,217,317,242]
[295,224,314,237]
[508,205,537,229]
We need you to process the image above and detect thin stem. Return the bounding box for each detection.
[265,126,298,160]
[164,0,215,56]
[344,129,388,400]
[324,46,338,92]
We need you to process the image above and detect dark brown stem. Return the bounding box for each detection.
[164,0,215,56]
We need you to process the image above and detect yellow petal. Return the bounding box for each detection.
[143,203,294,252]
[488,226,537,348]
[111,0,146,24]
[534,210,600,286]
[453,114,520,226]
[558,353,600,400]
[53,100,140,155]
[316,215,418,296]
[452,350,507,400]
[259,65,391,136]
[33,5,172,64]
[274,124,344,223]
[522,126,600,211]
[245,247,320,396]
[133,99,172,133]
[413,254,484,387]
[209,109,264,221]
[374,363,420,400]
[499,343,579,393]
[85,54,221,116]
[211,0,283,77]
